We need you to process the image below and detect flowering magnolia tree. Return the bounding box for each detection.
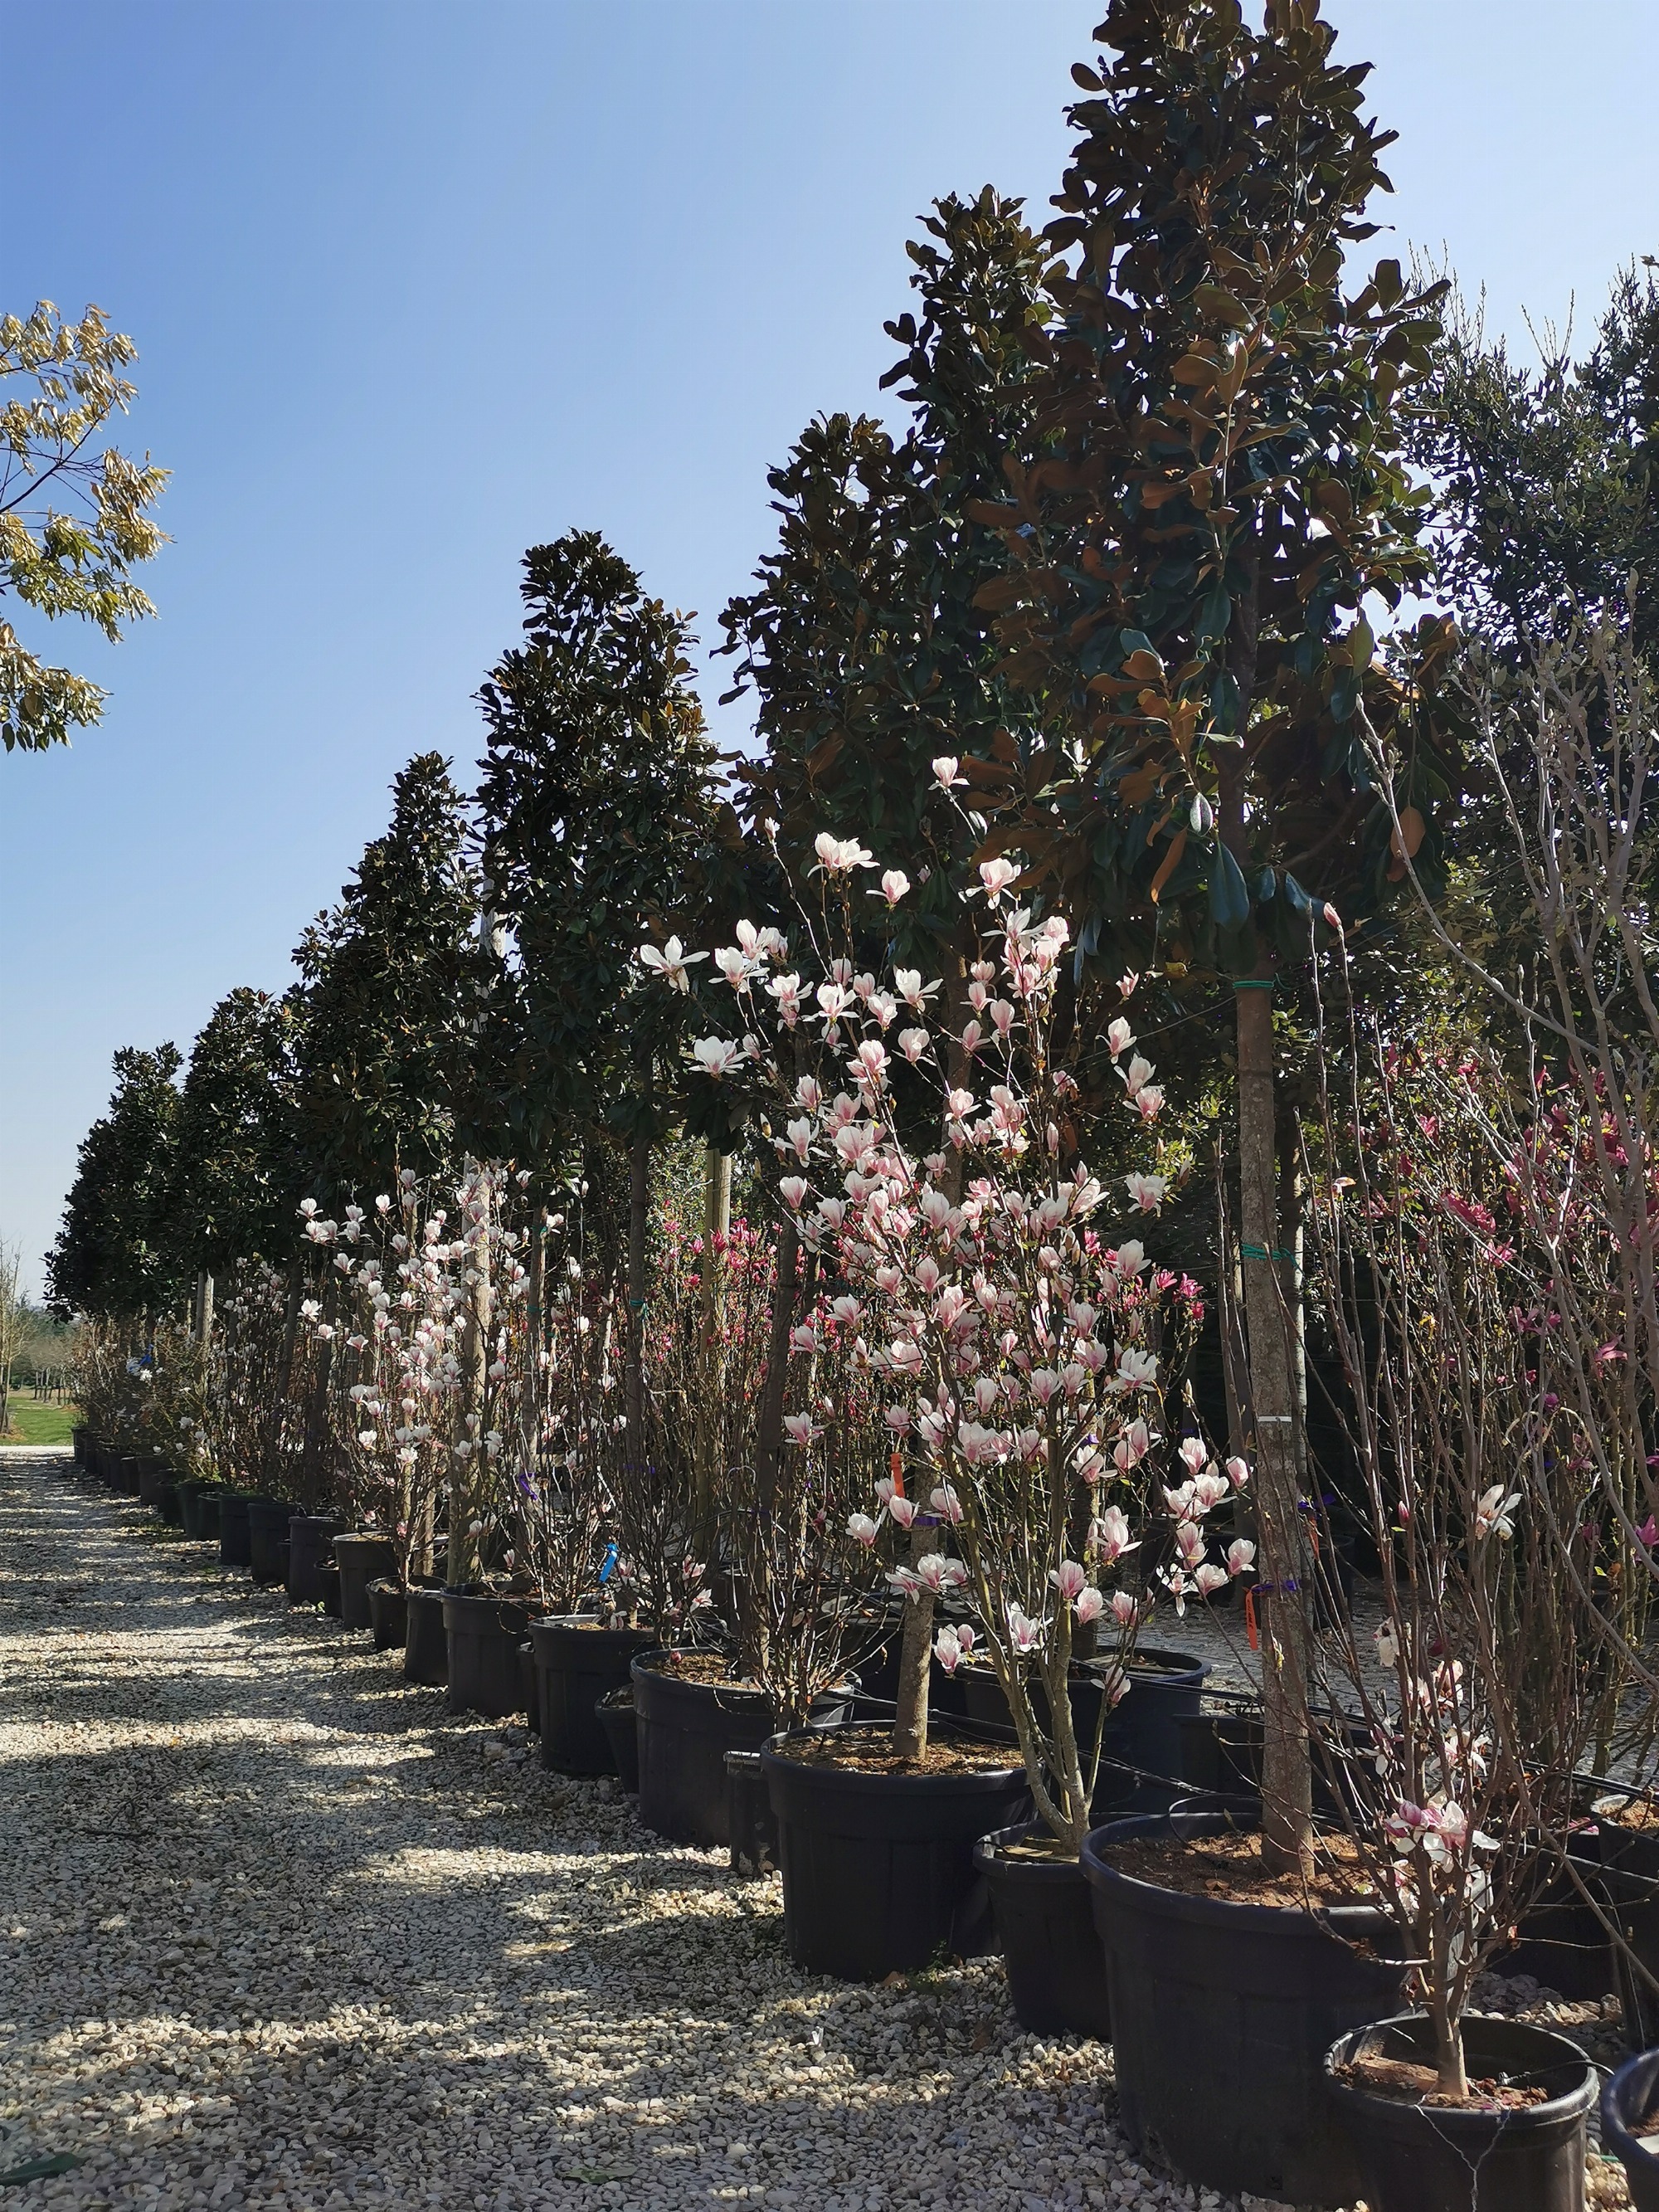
[649,774,1251,1850]
[1301,1008,1608,2101]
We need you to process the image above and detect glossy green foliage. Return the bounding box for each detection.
[477,532,726,1152]
[980,0,1458,979]
[168,987,300,1274]
[46,1044,182,1320]
[291,753,489,1203]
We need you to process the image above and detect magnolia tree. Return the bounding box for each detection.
[649,777,1251,1851]
[1300,1012,1607,2100]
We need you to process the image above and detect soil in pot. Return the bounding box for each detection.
[404,1586,449,1685]
[334,1533,398,1633]
[443,1590,533,1717]
[596,1686,640,1792]
[1082,1806,1408,2207]
[762,1723,1031,1981]
[632,1652,852,1850]
[976,1822,1111,2039]
[287,1514,344,1606]
[246,1498,292,1585]
[217,1492,254,1568]
[1602,2046,1659,2212]
[367,1577,408,1654]
[531,1617,658,1776]
[1325,2011,1595,2211]
[727,1751,777,1877]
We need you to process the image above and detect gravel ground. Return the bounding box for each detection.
[0,1454,1632,2212]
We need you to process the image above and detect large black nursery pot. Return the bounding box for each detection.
[286,1514,344,1606]
[217,1491,255,1569]
[404,1586,448,1684]
[960,1644,1210,1819]
[197,1488,222,1542]
[246,1498,291,1585]
[333,1533,398,1632]
[367,1577,409,1654]
[975,1822,1112,2039]
[632,1653,785,1849]
[1602,2048,1659,2212]
[136,1455,168,1510]
[176,1479,207,1539]
[727,1751,777,1877]
[1591,1791,1659,2044]
[443,1590,533,1717]
[1324,2012,1595,2212]
[596,1686,639,1792]
[156,1469,183,1527]
[319,1562,342,1619]
[1082,1805,1407,2208]
[530,1616,658,1776]
[117,1454,143,1497]
[72,1424,87,1465]
[763,1726,1031,1981]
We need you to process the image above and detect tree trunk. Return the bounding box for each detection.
[1235,977,1314,1875]
[892,1523,940,1761]
[198,1270,215,1347]
[519,1217,545,1484]
[625,1133,649,1443]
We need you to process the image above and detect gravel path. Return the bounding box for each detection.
[0,1453,1298,2212]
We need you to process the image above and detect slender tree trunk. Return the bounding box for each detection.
[199,1271,215,1347]
[454,1179,494,1586]
[625,1133,649,1443]
[892,1523,940,1761]
[695,1147,732,1541]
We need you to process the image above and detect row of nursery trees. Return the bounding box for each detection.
[61,0,1659,2098]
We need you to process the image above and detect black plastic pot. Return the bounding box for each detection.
[1325,2012,1595,2211]
[72,1425,87,1464]
[319,1562,342,1620]
[727,1750,777,1877]
[1497,1843,1616,2000]
[137,1456,168,1510]
[1597,1796,1659,2045]
[197,1488,222,1542]
[367,1577,408,1654]
[333,1533,397,1632]
[117,1455,142,1497]
[633,1654,782,1849]
[246,1498,291,1585]
[975,1821,1112,2039]
[175,1478,205,1537]
[156,1476,182,1527]
[596,1686,639,1791]
[1082,1807,1407,2207]
[959,1644,1210,1819]
[404,1586,448,1685]
[286,1514,343,1606]
[217,1492,254,1568]
[763,1727,1031,1980]
[531,1618,658,1776]
[1602,2048,1659,2211]
[519,1641,539,1732]
[443,1591,533,1717]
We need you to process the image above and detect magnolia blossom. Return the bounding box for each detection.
[847,1512,879,1548]
[691,1036,745,1079]
[1125,1172,1167,1212]
[932,755,966,790]
[1472,1485,1520,1541]
[933,1623,975,1674]
[874,868,911,906]
[813,832,876,875]
[637,935,708,992]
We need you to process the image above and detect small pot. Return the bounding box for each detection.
[975,1821,1111,2039]
[596,1686,639,1792]
[333,1533,398,1632]
[404,1585,449,1686]
[319,1562,342,1620]
[217,1492,254,1569]
[1602,2047,1659,2212]
[156,1475,183,1527]
[197,1488,222,1542]
[1324,2011,1595,2211]
[137,1456,169,1510]
[727,1750,777,1877]
[367,1577,409,1653]
[246,1498,291,1585]
[530,1616,658,1776]
[763,1727,1031,1981]
[175,1478,206,1537]
[443,1590,534,1718]
[286,1514,343,1606]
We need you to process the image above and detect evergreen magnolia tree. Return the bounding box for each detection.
[168,987,299,1298]
[980,0,1457,1870]
[476,531,723,1416]
[724,190,1052,978]
[47,1044,183,1322]
[291,751,488,1205]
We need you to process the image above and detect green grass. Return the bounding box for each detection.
[0,1400,79,1446]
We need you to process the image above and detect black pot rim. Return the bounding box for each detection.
[529,1615,659,1654]
[1603,2046,1659,2167]
[974,1817,1083,1882]
[1082,1808,1392,1938]
[761,1724,1024,1795]
[630,1649,771,1705]
[596,1684,635,1710]
[1324,2010,1596,2136]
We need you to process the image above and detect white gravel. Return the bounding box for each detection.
[0,1453,1445,2211]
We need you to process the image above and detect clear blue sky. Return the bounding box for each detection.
[4,2,1656,1298]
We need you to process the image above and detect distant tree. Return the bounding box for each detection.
[290,753,489,1206]
[2,302,168,752]
[476,532,724,1415]
[169,987,300,1279]
[0,1240,24,1432]
[46,1044,183,1321]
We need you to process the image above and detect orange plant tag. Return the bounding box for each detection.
[1244,1586,1260,1652]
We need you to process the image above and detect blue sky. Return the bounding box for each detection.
[5,1,1657,1297]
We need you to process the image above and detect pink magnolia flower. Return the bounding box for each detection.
[874,868,911,906]
[846,1513,879,1548]
[932,755,966,790]
[1107,1017,1135,1058]
[1225,1454,1251,1490]
[813,832,876,875]
[1005,1604,1043,1654]
[979,857,1019,899]
[1073,1585,1106,1626]
[1227,1538,1257,1577]
[1049,1559,1087,1602]
[1126,1172,1168,1211]
[783,1412,823,1446]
